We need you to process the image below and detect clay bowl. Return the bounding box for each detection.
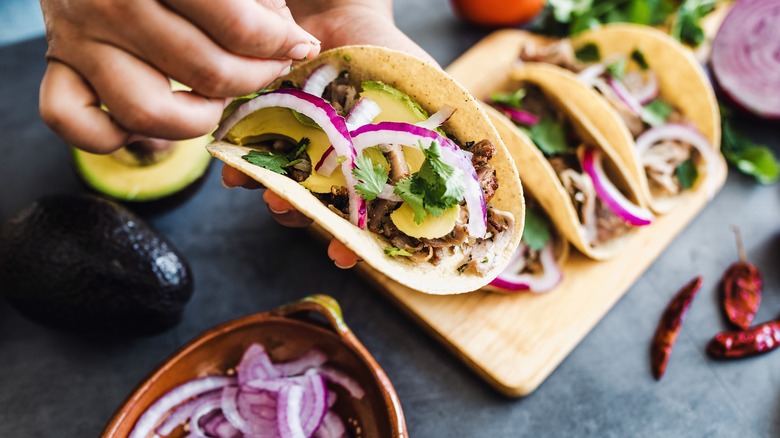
[102,295,406,437]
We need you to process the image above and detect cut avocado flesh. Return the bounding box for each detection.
[72,135,212,202]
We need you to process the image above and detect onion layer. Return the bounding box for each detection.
[303,64,340,98]
[495,105,539,126]
[489,241,563,292]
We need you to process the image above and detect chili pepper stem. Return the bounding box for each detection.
[731,225,747,262]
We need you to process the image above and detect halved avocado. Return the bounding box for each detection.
[71,135,212,202]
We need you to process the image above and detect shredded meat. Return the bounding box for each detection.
[470,140,499,203]
[366,200,425,253]
[595,200,631,244]
[518,39,581,71]
[642,140,693,196]
[382,144,410,183]
[592,79,644,137]
[316,186,349,217]
[461,206,515,275]
[323,71,359,116]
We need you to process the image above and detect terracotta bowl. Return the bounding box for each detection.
[102,295,407,437]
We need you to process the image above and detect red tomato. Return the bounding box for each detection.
[450,0,546,27]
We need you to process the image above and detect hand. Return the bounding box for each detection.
[38,0,320,153]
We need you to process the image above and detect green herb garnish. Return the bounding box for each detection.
[606,58,626,80]
[490,89,526,109]
[671,0,716,46]
[384,247,413,257]
[675,158,699,189]
[575,43,601,62]
[527,117,571,156]
[721,113,780,185]
[631,48,649,70]
[394,141,466,224]
[640,98,673,127]
[222,91,263,121]
[352,154,389,201]
[522,207,552,251]
[242,138,310,175]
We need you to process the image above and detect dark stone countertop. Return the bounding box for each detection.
[1,1,779,436]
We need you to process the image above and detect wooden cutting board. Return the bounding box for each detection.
[317,30,727,397]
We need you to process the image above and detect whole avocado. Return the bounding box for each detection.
[0,194,193,335]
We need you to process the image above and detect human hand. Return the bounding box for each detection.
[38,0,320,154]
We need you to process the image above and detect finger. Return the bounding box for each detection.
[221,165,262,189]
[257,0,295,21]
[328,239,359,269]
[67,41,225,140]
[262,190,312,227]
[162,0,319,60]
[39,60,129,153]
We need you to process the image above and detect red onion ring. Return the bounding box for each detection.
[416,104,456,130]
[581,147,653,226]
[277,384,305,438]
[711,0,780,119]
[576,63,607,86]
[303,64,340,97]
[346,97,382,131]
[635,123,720,199]
[314,410,347,438]
[624,71,659,105]
[350,121,488,238]
[495,105,540,126]
[607,76,644,116]
[488,241,563,292]
[188,393,224,438]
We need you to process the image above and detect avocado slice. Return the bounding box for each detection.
[71,135,212,202]
[0,194,193,335]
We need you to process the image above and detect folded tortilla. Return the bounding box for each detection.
[207,46,525,295]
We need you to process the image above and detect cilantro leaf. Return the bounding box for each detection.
[605,58,626,80]
[384,247,413,257]
[575,43,601,62]
[522,207,552,252]
[640,99,673,127]
[490,89,526,110]
[721,118,780,185]
[631,48,649,70]
[675,158,698,189]
[393,141,467,224]
[242,150,292,175]
[528,117,571,156]
[671,0,716,46]
[352,154,389,201]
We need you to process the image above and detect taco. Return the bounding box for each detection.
[206,46,525,295]
[484,64,653,260]
[517,23,724,213]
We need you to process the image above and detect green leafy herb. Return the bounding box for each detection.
[528,117,571,156]
[291,110,322,130]
[242,138,310,175]
[606,58,626,80]
[522,207,552,251]
[721,116,780,185]
[640,98,673,127]
[384,247,413,257]
[575,43,601,62]
[490,89,526,109]
[631,48,649,70]
[394,141,466,224]
[222,91,263,121]
[675,158,699,189]
[671,0,716,46]
[352,154,389,201]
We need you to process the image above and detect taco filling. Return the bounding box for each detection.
[518,40,716,200]
[490,83,651,246]
[214,66,514,275]
[488,198,564,293]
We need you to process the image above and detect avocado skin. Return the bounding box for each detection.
[0,195,193,336]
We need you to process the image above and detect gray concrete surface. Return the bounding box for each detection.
[2,1,780,437]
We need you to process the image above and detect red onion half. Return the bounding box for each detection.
[581,147,654,226]
[711,0,780,119]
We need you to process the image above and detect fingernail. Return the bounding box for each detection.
[221,179,234,189]
[268,206,290,215]
[286,43,310,61]
[334,259,357,270]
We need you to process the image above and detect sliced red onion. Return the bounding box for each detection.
[624,71,659,105]
[238,343,282,385]
[298,372,328,436]
[346,97,382,131]
[635,123,721,199]
[496,105,539,126]
[214,88,365,228]
[711,0,780,119]
[303,64,340,98]
[576,63,607,86]
[607,76,644,116]
[581,147,653,226]
[129,376,235,438]
[221,386,251,434]
[202,413,241,438]
[313,145,338,177]
[377,184,403,202]
[277,384,305,438]
[317,366,365,400]
[154,389,221,436]
[275,349,328,377]
[188,393,223,438]
[350,122,487,238]
[416,104,456,130]
[489,241,563,293]
[314,411,347,438]
[326,391,337,408]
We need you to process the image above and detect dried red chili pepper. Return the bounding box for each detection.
[721,227,762,330]
[651,276,703,380]
[707,320,780,359]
